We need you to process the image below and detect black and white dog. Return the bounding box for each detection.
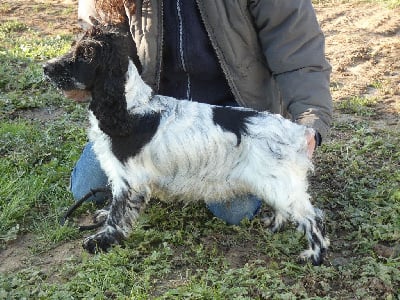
[44,25,329,265]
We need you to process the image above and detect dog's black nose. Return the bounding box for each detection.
[43,63,51,75]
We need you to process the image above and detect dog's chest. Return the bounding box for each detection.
[110,113,162,163]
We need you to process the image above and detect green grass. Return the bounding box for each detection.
[0,19,86,245]
[0,20,73,115]
[1,3,400,299]
[336,96,378,116]
[371,0,400,7]
[0,120,86,242]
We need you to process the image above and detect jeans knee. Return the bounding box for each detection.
[207,195,262,225]
[70,142,109,203]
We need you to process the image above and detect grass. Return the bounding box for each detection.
[373,0,400,7]
[335,96,378,116]
[1,2,400,299]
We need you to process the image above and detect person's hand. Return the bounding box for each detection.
[305,130,317,159]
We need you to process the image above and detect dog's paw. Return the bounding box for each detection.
[93,208,109,224]
[299,248,327,266]
[262,212,286,233]
[82,227,124,254]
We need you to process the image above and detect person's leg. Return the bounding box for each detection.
[207,195,262,225]
[70,142,109,203]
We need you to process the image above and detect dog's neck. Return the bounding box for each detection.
[125,59,153,111]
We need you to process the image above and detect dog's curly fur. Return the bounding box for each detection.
[44,26,329,265]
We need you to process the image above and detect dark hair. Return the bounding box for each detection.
[94,0,136,25]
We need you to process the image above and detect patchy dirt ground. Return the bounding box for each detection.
[315,2,400,125]
[1,0,399,281]
[0,0,80,35]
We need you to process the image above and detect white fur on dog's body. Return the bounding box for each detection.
[87,60,329,263]
[90,61,311,204]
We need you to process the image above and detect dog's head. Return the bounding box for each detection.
[43,25,141,102]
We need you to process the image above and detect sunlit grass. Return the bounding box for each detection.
[336,96,378,116]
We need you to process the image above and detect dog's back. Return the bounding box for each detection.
[98,95,313,204]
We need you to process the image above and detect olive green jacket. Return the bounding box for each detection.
[80,0,333,139]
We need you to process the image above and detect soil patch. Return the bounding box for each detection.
[1,0,80,36]
[0,233,82,274]
[316,2,400,123]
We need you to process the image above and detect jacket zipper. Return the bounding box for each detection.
[155,0,164,92]
[176,0,191,100]
[194,0,244,107]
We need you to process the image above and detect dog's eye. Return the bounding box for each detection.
[76,46,95,63]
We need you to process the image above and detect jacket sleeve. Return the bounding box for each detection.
[249,0,332,140]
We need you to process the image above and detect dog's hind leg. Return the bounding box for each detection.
[279,196,329,266]
[296,207,329,265]
[82,187,149,253]
[260,184,329,265]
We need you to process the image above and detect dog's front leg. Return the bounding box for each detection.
[83,188,148,253]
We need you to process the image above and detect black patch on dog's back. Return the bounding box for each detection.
[111,112,161,163]
[212,106,258,145]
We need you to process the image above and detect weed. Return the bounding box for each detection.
[336,96,378,116]
[0,21,27,34]
[0,21,72,116]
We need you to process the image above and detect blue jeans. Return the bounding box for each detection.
[70,143,262,225]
